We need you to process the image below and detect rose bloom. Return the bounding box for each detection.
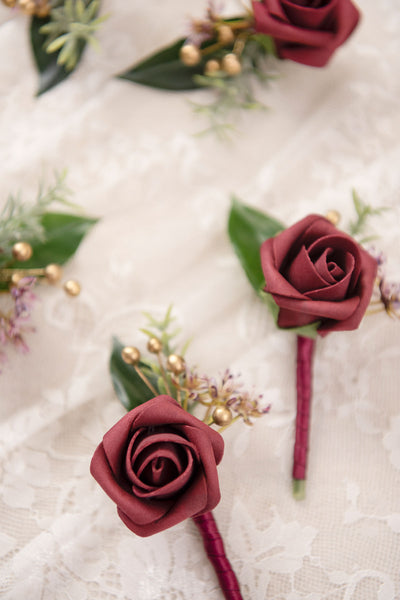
[90,395,224,536]
[260,214,377,335]
[252,0,360,67]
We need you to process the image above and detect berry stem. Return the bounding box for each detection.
[192,512,243,600]
[292,335,315,499]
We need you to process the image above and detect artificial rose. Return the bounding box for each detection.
[252,0,360,67]
[90,395,224,537]
[260,214,377,335]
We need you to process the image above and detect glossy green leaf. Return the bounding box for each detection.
[250,33,277,57]
[30,16,86,96]
[109,337,160,411]
[16,212,98,269]
[228,197,320,339]
[119,39,208,91]
[228,196,285,293]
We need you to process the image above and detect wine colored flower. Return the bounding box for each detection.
[260,214,377,335]
[90,395,224,537]
[252,0,360,67]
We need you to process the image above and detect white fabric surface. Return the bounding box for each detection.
[1,0,400,598]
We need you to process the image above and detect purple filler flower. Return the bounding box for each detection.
[0,277,37,367]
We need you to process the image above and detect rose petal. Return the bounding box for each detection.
[318,248,377,334]
[262,237,310,300]
[252,0,360,67]
[313,248,345,283]
[180,425,222,510]
[286,245,333,292]
[260,0,289,22]
[330,0,360,46]
[117,472,210,537]
[290,0,327,7]
[180,422,224,466]
[305,254,355,301]
[128,442,195,500]
[270,214,326,269]
[253,4,334,47]
[273,292,360,323]
[90,443,171,525]
[278,44,334,66]
[126,431,198,486]
[307,235,362,293]
[281,0,338,30]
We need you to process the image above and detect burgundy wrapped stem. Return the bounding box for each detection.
[292,336,315,500]
[193,512,243,600]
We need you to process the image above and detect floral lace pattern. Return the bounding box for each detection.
[1,0,400,598]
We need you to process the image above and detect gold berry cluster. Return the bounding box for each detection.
[121,335,267,431]
[180,18,253,77]
[2,0,51,17]
[0,241,80,297]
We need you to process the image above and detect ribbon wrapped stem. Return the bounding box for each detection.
[292,335,315,500]
[192,512,243,600]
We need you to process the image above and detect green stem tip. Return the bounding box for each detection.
[292,479,306,501]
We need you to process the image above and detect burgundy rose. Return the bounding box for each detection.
[252,0,360,67]
[260,214,377,335]
[90,395,224,537]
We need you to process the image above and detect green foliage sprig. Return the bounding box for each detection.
[0,171,75,263]
[29,0,107,95]
[110,307,268,430]
[349,189,388,242]
[119,10,277,137]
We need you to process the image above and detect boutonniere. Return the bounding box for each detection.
[120,0,360,136]
[1,0,108,94]
[91,307,269,599]
[228,194,393,498]
[0,171,97,367]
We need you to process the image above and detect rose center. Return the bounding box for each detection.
[140,454,181,487]
[312,247,347,283]
[289,0,329,7]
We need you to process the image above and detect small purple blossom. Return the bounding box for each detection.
[185,1,225,46]
[379,279,400,316]
[183,367,268,426]
[0,277,37,369]
[367,246,399,318]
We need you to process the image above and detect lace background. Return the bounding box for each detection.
[0,0,400,598]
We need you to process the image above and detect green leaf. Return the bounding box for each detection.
[228,196,285,293]
[259,290,319,338]
[228,198,319,339]
[118,39,207,91]
[249,33,277,57]
[30,16,86,95]
[16,212,98,269]
[109,337,160,411]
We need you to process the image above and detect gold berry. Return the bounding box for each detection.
[121,346,141,365]
[180,44,201,67]
[205,59,220,75]
[63,279,81,297]
[147,337,162,354]
[212,406,233,427]
[166,354,185,375]
[325,210,341,226]
[10,272,24,285]
[221,53,241,76]
[44,264,63,284]
[19,0,36,14]
[218,24,234,46]
[12,242,33,262]
[36,2,50,17]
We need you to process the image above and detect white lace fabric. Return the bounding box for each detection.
[1,0,400,598]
